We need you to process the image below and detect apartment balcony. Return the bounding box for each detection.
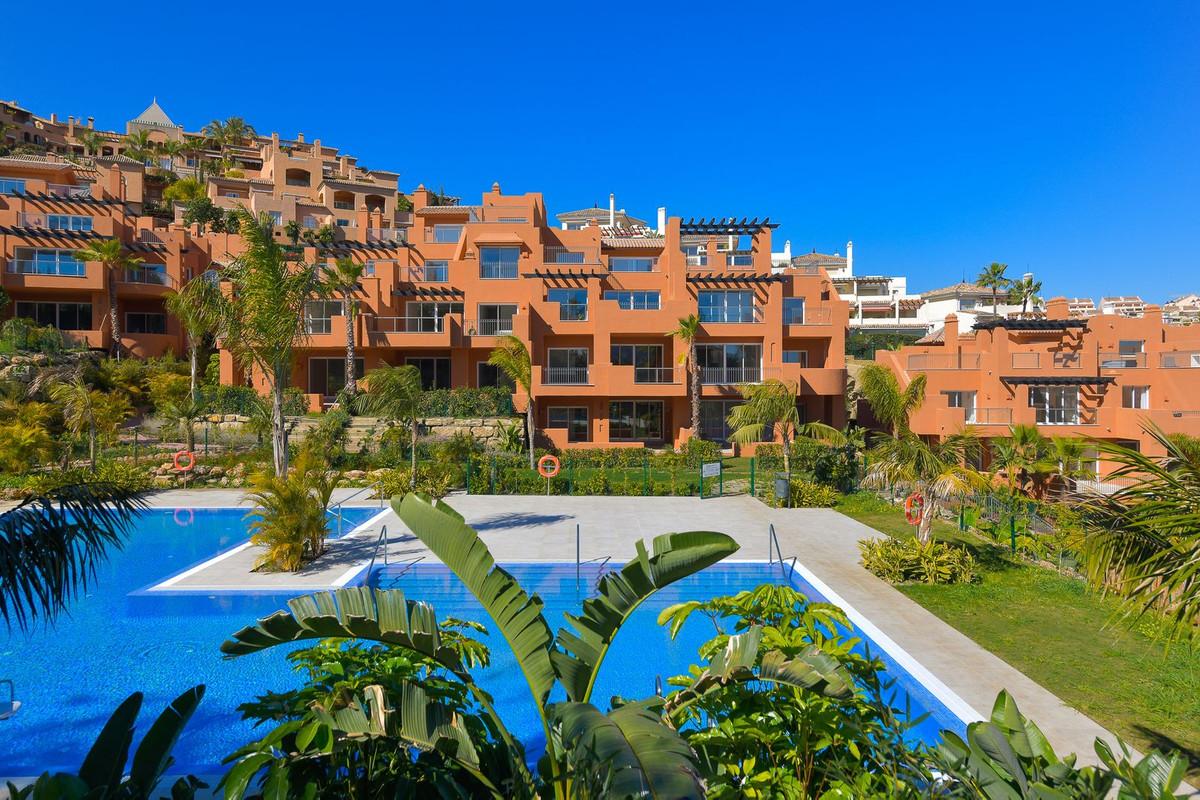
[544,245,601,265]
[333,201,355,210]
[542,367,590,385]
[46,183,93,199]
[685,254,709,268]
[14,212,96,232]
[906,352,981,370]
[723,251,754,269]
[405,264,448,283]
[782,306,833,335]
[364,314,453,347]
[766,365,847,396]
[1161,351,1200,368]
[366,227,406,244]
[1129,408,1200,435]
[118,267,175,297]
[701,366,761,385]
[4,259,104,291]
[1033,406,1099,426]
[1098,351,1147,369]
[1009,352,1083,370]
[699,308,762,325]
[461,318,514,339]
[935,406,1013,431]
[602,365,685,397]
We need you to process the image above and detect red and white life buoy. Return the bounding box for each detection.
[537,454,561,479]
[904,493,925,525]
[173,450,196,472]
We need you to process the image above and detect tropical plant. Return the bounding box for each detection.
[164,274,220,402]
[977,261,1010,315]
[74,129,106,157]
[0,481,147,631]
[6,686,205,800]
[497,419,525,454]
[990,423,1052,496]
[203,116,256,162]
[859,536,978,584]
[206,207,322,476]
[857,362,927,438]
[321,257,366,398]
[354,364,424,486]
[864,431,985,543]
[222,494,741,797]
[726,377,844,475]
[245,447,341,571]
[488,335,535,469]
[284,219,301,245]
[121,130,156,164]
[49,376,132,470]
[1009,274,1044,315]
[73,239,143,356]
[158,395,207,452]
[0,422,55,472]
[669,313,703,437]
[161,176,206,204]
[1076,425,1200,643]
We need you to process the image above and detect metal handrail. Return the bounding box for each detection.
[330,482,384,537]
[767,524,797,582]
[365,524,390,579]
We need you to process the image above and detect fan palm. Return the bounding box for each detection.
[977,262,1010,315]
[726,378,843,474]
[668,314,703,436]
[321,258,366,398]
[49,376,132,470]
[353,364,424,486]
[857,362,927,438]
[488,335,535,469]
[1010,275,1044,315]
[121,130,156,164]
[0,481,147,631]
[1076,425,1200,642]
[865,431,986,543]
[164,274,221,402]
[73,239,143,357]
[204,208,322,476]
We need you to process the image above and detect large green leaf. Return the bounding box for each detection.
[128,685,205,792]
[220,586,467,677]
[77,691,142,792]
[551,530,739,703]
[395,494,557,706]
[554,701,705,799]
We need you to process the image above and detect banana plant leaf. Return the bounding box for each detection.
[551,530,739,703]
[128,685,205,792]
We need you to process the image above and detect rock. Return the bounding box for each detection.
[345,470,365,480]
[153,475,173,488]
[209,466,225,478]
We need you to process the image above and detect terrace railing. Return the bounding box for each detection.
[906,352,981,370]
[46,183,92,198]
[543,367,589,385]
[699,307,761,324]
[1098,351,1147,369]
[632,366,679,384]
[966,407,1013,425]
[463,318,513,336]
[371,316,445,334]
[1034,406,1097,426]
[784,307,832,325]
[701,366,762,385]
[123,267,174,287]
[6,259,86,277]
[1161,351,1200,368]
[366,227,406,243]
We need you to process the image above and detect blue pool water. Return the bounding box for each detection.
[1,508,966,776]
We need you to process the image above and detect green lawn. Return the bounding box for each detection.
[836,493,1200,780]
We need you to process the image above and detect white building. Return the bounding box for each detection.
[1164,293,1200,326]
[1100,295,1147,318]
[915,273,1043,336]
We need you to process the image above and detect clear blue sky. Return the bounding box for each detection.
[7,1,1197,301]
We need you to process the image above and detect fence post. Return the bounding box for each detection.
[749,457,755,496]
[568,457,575,495]
[489,456,496,494]
[203,423,209,456]
[643,452,649,496]
[1009,513,1017,555]
[133,428,139,466]
[465,458,472,495]
[719,458,724,497]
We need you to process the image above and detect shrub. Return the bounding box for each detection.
[416,386,514,418]
[0,317,67,354]
[378,463,456,499]
[755,440,860,491]
[25,461,154,496]
[147,372,190,412]
[305,408,350,458]
[246,450,341,571]
[858,537,977,584]
[202,385,307,416]
[681,437,722,467]
[789,479,841,507]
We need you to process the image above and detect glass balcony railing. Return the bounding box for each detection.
[632,367,677,384]
[7,259,86,277]
[1099,352,1147,368]
[371,316,445,333]
[558,303,588,321]
[1161,351,1200,368]
[699,308,759,324]
[123,267,173,287]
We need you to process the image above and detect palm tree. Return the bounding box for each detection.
[1010,275,1044,315]
[73,239,143,357]
[978,262,1010,315]
[164,275,221,401]
[353,365,424,486]
[0,482,147,631]
[321,258,366,398]
[203,116,256,166]
[857,362,927,438]
[488,335,535,469]
[206,208,322,476]
[1077,425,1200,642]
[1049,435,1089,495]
[74,130,105,157]
[49,376,131,470]
[865,431,986,544]
[284,220,302,246]
[121,130,156,165]
[161,176,206,205]
[669,314,703,437]
[990,424,1051,496]
[726,378,844,475]
[155,139,186,174]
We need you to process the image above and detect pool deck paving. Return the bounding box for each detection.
[145,489,1175,779]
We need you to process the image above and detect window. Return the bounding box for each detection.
[47,214,92,231]
[480,246,520,279]
[336,219,351,227]
[477,362,515,390]
[268,211,283,226]
[612,344,665,382]
[548,407,589,442]
[422,260,449,282]
[604,290,660,310]
[15,301,92,330]
[698,290,755,323]
[609,257,656,273]
[609,401,664,441]
[946,390,978,423]
[406,301,462,332]
[304,300,343,334]
[406,357,451,389]
[1119,340,1144,354]
[782,350,809,366]
[546,348,589,384]
[550,250,585,264]
[476,304,517,336]
[699,399,741,444]
[548,288,587,320]
[309,357,364,397]
[682,244,707,267]
[782,298,805,324]
[303,215,319,229]
[0,178,26,195]
[564,221,585,230]
[1029,386,1079,424]
[1122,386,1149,409]
[697,343,762,383]
[126,312,167,334]
[432,224,463,243]
[959,297,977,310]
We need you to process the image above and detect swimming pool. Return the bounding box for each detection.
[0,508,970,777]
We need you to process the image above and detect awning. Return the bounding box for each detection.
[1000,376,1115,386]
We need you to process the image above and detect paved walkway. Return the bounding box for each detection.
[145,490,1144,774]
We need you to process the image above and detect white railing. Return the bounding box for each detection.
[543,367,589,385]
[463,319,513,336]
[371,316,445,334]
[1035,407,1097,426]
[6,259,86,277]
[685,253,709,267]
[366,227,406,243]
[701,367,762,384]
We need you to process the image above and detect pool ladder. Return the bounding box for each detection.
[767,524,798,582]
[0,680,19,720]
[574,523,613,589]
[330,482,386,538]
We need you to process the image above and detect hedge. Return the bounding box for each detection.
[202,385,307,416]
[416,387,515,418]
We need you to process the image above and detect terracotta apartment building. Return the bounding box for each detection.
[874,297,1200,480]
[1,100,850,450]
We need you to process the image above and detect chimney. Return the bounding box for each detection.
[411,183,431,212]
[271,132,279,148]
[943,312,959,343]
[608,193,615,226]
[50,113,57,123]
[847,240,854,276]
[656,206,666,235]
[296,132,305,143]
[67,116,75,136]
[312,138,320,156]
[1045,297,1069,320]
[783,239,792,261]
[87,117,94,129]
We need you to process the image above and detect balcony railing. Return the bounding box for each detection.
[701,366,762,384]
[333,201,355,210]
[1034,407,1097,426]
[463,318,513,336]
[632,366,679,384]
[1010,352,1040,369]
[406,264,448,282]
[366,227,406,243]
[371,316,446,333]
[906,352,981,370]
[6,259,86,277]
[123,267,174,287]
[964,407,1013,425]
[1099,351,1147,368]
[544,245,599,265]
[543,367,589,385]
[46,183,92,198]
[138,229,166,244]
[1053,352,1082,368]
[725,251,754,268]
[1161,351,1200,368]
[783,306,832,326]
[558,303,588,321]
[685,253,708,267]
[699,307,761,324]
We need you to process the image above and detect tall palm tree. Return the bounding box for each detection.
[155,139,186,173]
[1049,435,1089,495]
[353,365,424,486]
[978,262,1010,315]
[74,130,105,157]
[865,431,985,544]
[164,274,221,402]
[857,362,927,438]
[49,376,132,471]
[321,258,366,398]
[121,130,156,165]
[73,239,143,357]
[489,335,535,468]
[726,378,843,475]
[0,482,147,631]
[669,314,702,437]
[1010,275,1044,315]
[206,208,322,476]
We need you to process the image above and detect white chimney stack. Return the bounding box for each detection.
[846,240,854,276]
[783,239,792,260]
[608,193,615,227]
[656,206,666,235]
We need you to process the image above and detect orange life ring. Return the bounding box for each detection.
[904,493,925,525]
[173,450,196,472]
[537,454,561,478]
